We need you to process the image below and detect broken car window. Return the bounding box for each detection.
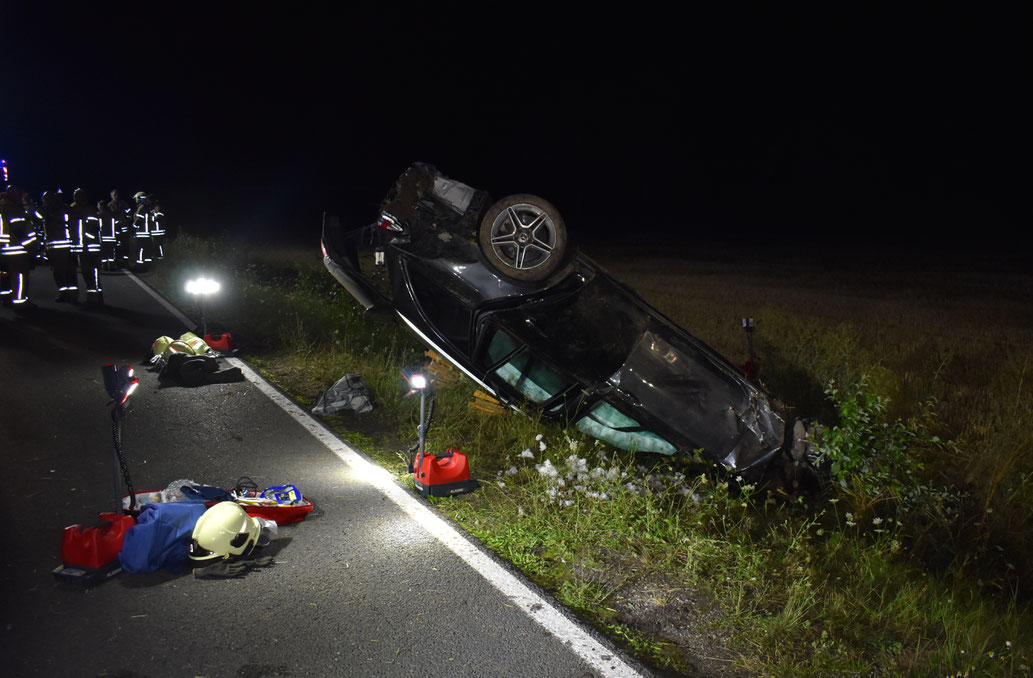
[576,402,676,455]
[486,329,572,403]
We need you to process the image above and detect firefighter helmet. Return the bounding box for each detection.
[188,501,261,564]
[153,333,210,358]
[153,335,192,357]
[73,187,88,203]
[133,191,147,203]
[178,332,211,354]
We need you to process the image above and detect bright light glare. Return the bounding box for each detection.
[409,374,428,390]
[122,380,139,404]
[185,277,221,295]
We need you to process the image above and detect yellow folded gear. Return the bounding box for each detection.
[179,332,211,355]
[164,340,194,357]
[152,335,193,358]
[152,333,211,360]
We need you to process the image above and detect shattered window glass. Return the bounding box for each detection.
[494,273,652,385]
[576,402,676,455]
[487,330,571,403]
[487,329,519,364]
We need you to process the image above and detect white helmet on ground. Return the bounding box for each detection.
[189,501,261,564]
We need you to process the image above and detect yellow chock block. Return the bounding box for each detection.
[425,350,460,385]
[468,389,506,415]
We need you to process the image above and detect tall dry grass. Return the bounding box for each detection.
[593,243,1033,594]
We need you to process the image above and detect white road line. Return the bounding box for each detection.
[124,271,646,678]
[126,270,197,329]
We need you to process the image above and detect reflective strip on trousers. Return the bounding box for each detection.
[4,271,28,303]
[86,266,102,292]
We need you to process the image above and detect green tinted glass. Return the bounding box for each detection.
[488,329,571,403]
[576,402,675,455]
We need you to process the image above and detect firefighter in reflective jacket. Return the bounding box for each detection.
[41,190,78,302]
[0,192,8,302]
[70,188,104,305]
[150,196,165,260]
[21,193,45,265]
[108,189,132,267]
[0,190,39,309]
[132,191,154,267]
[97,199,118,270]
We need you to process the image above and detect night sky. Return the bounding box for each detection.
[1,4,1027,252]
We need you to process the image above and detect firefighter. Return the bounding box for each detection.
[108,189,132,267]
[97,199,118,270]
[131,191,154,268]
[150,196,165,260]
[41,190,78,302]
[0,191,10,304]
[21,192,45,264]
[0,189,38,310]
[70,188,104,305]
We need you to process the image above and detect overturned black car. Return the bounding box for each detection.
[322,164,802,478]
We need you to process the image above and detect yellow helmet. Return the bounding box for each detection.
[179,332,211,355]
[188,502,261,564]
[152,336,174,355]
[153,335,199,357]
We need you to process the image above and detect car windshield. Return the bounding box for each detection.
[486,329,572,403]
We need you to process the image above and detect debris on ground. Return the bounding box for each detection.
[312,373,373,416]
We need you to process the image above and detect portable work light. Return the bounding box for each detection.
[100,362,139,513]
[185,276,221,336]
[401,364,428,393]
[400,364,431,476]
[399,363,479,497]
[102,363,139,407]
[185,277,220,296]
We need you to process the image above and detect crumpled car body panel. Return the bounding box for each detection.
[322,164,787,475]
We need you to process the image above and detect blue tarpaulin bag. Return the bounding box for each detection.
[118,502,207,574]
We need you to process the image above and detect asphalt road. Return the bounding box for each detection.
[0,267,649,678]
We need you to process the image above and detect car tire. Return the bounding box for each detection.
[479,194,568,282]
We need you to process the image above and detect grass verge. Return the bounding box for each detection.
[146,234,1033,677]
